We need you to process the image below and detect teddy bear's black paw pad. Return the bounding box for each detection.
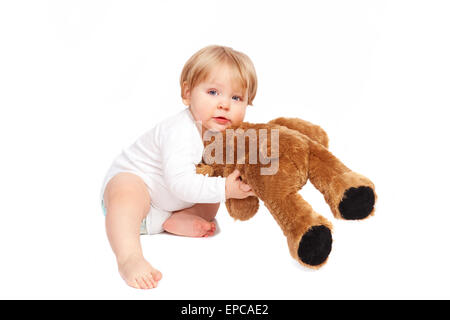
[339,186,375,220]
[297,225,332,266]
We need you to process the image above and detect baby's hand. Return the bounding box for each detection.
[225,169,256,199]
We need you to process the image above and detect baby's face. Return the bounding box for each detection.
[183,64,248,134]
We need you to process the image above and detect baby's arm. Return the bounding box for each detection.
[196,163,255,200]
[162,130,255,203]
[161,130,226,203]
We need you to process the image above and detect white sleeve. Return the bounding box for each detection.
[161,129,226,204]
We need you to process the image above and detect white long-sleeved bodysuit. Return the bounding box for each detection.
[99,107,226,212]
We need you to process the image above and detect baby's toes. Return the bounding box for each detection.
[193,219,212,237]
[151,269,163,282]
[128,279,140,289]
[142,275,155,289]
[135,276,150,289]
[203,222,216,237]
[210,222,216,234]
[145,272,159,288]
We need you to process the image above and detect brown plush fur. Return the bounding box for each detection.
[196,117,377,268]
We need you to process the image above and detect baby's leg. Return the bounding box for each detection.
[163,203,220,237]
[104,172,162,289]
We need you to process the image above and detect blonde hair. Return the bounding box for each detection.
[180,45,257,106]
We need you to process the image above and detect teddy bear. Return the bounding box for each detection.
[196,117,376,269]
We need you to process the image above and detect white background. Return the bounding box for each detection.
[1,0,449,299]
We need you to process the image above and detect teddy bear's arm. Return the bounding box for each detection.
[225,197,259,221]
[268,117,329,148]
[195,163,215,176]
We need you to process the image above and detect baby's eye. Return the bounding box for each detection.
[232,96,242,101]
[208,89,218,96]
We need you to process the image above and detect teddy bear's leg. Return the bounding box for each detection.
[308,140,377,220]
[266,192,333,268]
[268,117,329,148]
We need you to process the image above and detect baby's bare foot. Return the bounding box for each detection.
[163,213,216,237]
[118,254,162,289]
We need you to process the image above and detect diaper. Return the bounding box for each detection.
[101,200,172,235]
[145,205,172,234]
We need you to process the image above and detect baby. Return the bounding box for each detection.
[100,45,258,289]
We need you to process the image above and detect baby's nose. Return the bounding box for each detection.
[218,101,229,109]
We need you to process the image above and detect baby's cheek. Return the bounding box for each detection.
[237,110,246,123]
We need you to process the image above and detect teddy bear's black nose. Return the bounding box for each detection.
[297,225,332,266]
[338,186,375,220]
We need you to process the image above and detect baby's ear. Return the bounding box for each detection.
[182,81,191,105]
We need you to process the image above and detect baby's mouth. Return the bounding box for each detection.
[212,116,230,124]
